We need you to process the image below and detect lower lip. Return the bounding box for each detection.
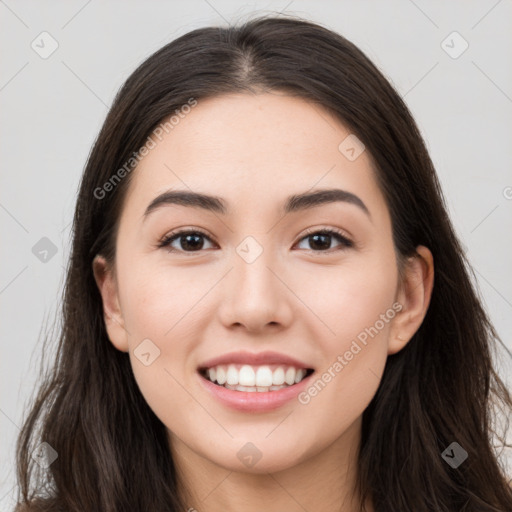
[197,371,315,412]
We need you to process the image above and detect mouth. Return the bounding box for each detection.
[198,364,315,393]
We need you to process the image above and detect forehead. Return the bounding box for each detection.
[122,92,386,219]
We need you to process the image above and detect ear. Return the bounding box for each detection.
[388,245,434,355]
[92,254,129,352]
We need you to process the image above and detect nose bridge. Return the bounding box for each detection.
[218,233,293,331]
[232,233,280,302]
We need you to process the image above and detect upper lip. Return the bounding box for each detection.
[198,350,314,370]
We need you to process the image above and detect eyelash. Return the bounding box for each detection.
[157,226,354,255]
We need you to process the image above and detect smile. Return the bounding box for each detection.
[199,364,315,392]
[196,350,316,411]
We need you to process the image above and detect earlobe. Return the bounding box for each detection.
[92,255,129,352]
[388,245,434,355]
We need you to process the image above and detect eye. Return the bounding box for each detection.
[158,227,353,254]
[158,229,216,253]
[294,228,353,252]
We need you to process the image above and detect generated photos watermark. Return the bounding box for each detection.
[93,97,198,200]
[298,301,403,405]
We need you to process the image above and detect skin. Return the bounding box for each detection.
[93,92,434,512]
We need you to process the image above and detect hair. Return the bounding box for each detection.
[15,13,512,512]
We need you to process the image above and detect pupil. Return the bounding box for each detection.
[310,234,330,250]
[182,234,203,250]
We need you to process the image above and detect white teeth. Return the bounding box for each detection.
[234,384,288,392]
[256,366,273,387]
[226,365,239,385]
[203,364,311,390]
[272,367,285,385]
[235,385,254,392]
[239,365,255,386]
[285,367,295,385]
[216,366,226,385]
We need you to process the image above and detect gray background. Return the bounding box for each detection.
[1,0,511,506]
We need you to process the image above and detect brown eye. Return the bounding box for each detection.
[159,230,215,253]
[295,229,353,252]
[158,227,353,255]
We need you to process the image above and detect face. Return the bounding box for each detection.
[94,92,433,476]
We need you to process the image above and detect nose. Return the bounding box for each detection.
[217,244,294,334]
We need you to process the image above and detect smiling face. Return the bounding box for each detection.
[93,92,433,480]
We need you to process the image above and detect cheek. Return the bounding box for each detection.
[119,255,198,340]
[119,262,199,429]
[295,251,398,345]
[295,252,397,402]
[295,268,396,437]
[117,250,216,379]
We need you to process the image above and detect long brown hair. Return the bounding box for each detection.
[15,14,512,511]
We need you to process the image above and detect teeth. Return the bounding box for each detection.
[235,384,288,392]
[226,365,239,385]
[272,367,285,385]
[256,366,273,387]
[216,366,226,385]
[202,364,311,389]
[294,369,305,384]
[239,365,255,386]
[285,367,295,385]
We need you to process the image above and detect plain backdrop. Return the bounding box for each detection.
[1,0,511,507]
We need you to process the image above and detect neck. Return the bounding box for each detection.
[169,416,373,512]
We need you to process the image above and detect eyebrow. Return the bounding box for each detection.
[143,188,371,221]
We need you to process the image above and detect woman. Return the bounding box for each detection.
[15,14,512,512]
